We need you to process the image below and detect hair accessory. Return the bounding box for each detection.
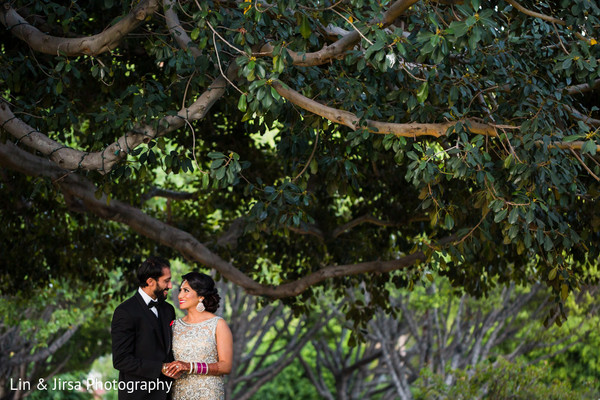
[196,299,205,312]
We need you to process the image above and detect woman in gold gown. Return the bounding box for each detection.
[163,272,233,400]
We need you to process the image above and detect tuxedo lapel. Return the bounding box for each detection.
[158,303,172,355]
[133,292,166,349]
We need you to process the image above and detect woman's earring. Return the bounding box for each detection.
[196,299,205,312]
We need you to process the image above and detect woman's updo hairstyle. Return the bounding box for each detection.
[182,272,220,313]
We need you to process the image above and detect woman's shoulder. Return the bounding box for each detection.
[215,316,231,332]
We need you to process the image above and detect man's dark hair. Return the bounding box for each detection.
[137,256,170,287]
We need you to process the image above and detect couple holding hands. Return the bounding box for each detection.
[111,257,232,400]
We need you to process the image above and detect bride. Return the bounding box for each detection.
[163,272,233,400]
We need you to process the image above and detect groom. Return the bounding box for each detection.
[111,256,176,400]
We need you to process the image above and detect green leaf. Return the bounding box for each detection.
[211,159,225,169]
[417,82,429,103]
[582,140,597,155]
[273,55,284,73]
[563,134,585,142]
[561,283,569,301]
[444,213,454,229]
[508,208,520,225]
[494,208,508,222]
[310,158,318,174]
[238,94,247,112]
[300,15,311,39]
[503,154,513,169]
[208,151,225,159]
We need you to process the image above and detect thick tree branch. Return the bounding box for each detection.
[506,0,591,42]
[272,81,600,152]
[0,142,449,299]
[288,225,326,239]
[0,69,229,173]
[566,79,600,95]
[332,214,400,238]
[141,187,199,203]
[163,0,202,58]
[564,105,600,128]
[259,0,419,66]
[0,1,159,56]
[505,0,565,26]
[272,81,497,138]
[8,325,80,365]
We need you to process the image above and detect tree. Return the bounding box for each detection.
[0,278,118,400]
[1,0,599,314]
[217,280,327,400]
[299,278,600,399]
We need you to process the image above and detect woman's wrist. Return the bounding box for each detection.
[207,363,220,376]
[188,362,215,375]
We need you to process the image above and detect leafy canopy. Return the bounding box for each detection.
[1,0,599,321]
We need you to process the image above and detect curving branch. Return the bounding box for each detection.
[289,214,426,241]
[566,79,600,95]
[272,81,600,153]
[9,325,80,365]
[0,0,160,56]
[258,0,419,66]
[0,142,449,299]
[0,67,231,173]
[141,187,199,203]
[288,225,326,240]
[163,0,201,58]
[332,214,400,238]
[271,81,497,138]
[564,105,600,128]
[505,0,588,42]
[505,0,565,26]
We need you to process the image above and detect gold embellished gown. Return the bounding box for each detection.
[171,317,224,400]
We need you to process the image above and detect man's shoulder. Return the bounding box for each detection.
[161,301,176,313]
[114,293,140,313]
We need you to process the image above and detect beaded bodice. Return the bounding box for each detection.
[171,316,224,400]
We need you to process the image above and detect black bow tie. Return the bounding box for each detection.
[148,301,159,309]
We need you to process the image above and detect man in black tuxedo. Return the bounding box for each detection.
[111,256,177,400]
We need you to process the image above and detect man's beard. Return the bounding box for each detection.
[154,286,167,302]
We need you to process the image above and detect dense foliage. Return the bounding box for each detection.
[1,0,599,325]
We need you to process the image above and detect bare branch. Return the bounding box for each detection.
[271,81,497,138]
[0,68,231,173]
[141,187,199,203]
[564,105,600,128]
[7,325,80,365]
[272,81,600,153]
[332,214,400,238]
[0,142,456,299]
[163,0,202,57]
[0,1,160,56]
[258,0,419,66]
[505,0,565,26]
[566,79,600,95]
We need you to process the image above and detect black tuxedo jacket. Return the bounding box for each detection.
[111,291,176,400]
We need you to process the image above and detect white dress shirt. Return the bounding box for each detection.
[138,287,159,317]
